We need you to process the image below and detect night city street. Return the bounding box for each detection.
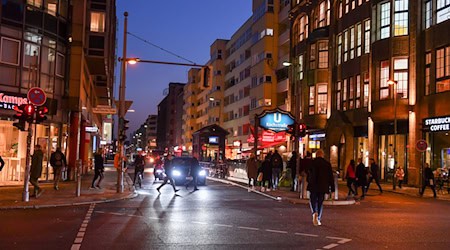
[0,170,449,250]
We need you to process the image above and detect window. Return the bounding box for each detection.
[364,20,371,54]
[356,75,361,108]
[437,0,450,24]
[343,79,348,110]
[309,86,315,114]
[436,46,450,93]
[336,81,341,110]
[46,0,57,16]
[343,30,348,62]
[0,37,20,65]
[23,42,40,68]
[318,41,328,68]
[350,27,355,59]
[298,54,304,80]
[90,12,105,32]
[27,0,42,8]
[339,1,343,18]
[425,0,432,29]
[425,52,431,95]
[380,2,391,39]
[363,73,369,107]
[356,23,362,57]
[349,77,354,109]
[380,60,390,99]
[393,58,408,98]
[394,0,408,36]
[317,1,327,28]
[345,0,350,13]
[294,15,309,44]
[317,84,328,114]
[337,34,342,65]
[310,43,316,69]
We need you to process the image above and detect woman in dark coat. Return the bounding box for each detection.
[259,155,273,191]
[355,158,367,199]
[246,154,258,188]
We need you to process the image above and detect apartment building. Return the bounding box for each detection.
[290,0,450,186]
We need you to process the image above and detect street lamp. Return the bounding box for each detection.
[388,79,398,190]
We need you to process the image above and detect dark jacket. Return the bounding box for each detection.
[0,156,5,171]
[270,151,283,169]
[355,163,367,185]
[134,154,145,169]
[288,153,297,176]
[94,153,104,171]
[260,159,272,181]
[246,157,258,179]
[370,162,380,179]
[307,157,335,193]
[30,149,44,179]
[189,157,201,176]
[302,157,313,180]
[424,167,435,181]
[50,150,67,168]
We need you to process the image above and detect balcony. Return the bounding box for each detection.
[278,29,289,47]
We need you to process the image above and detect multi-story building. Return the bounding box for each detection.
[157,82,185,154]
[223,0,281,159]
[0,0,116,184]
[290,0,450,186]
[182,68,201,154]
[145,114,157,150]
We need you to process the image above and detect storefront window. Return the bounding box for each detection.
[0,120,25,184]
[425,131,450,171]
[379,134,407,182]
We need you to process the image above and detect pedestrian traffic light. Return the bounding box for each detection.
[298,123,307,138]
[35,106,48,124]
[13,105,26,131]
[287,123,295,135]
[23,104,35,122]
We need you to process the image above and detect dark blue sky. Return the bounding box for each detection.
[116,1,252,132]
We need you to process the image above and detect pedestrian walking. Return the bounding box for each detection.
[307,149,334,226]
[260,155,272,192]
[91,150,104,189]
[302,151,313,196]
[395,165,405,189]
[157,154,179,193]
[50,147,67,190]
[270,150,283,190]
[420,163,437,198]
[288,151,298,192]
[345,159,357,197]
[246,153,258,189]
[185,157,201,191]
[366,158,383,194]
[0,155,5,171]
[30,145,44,198]
[133,150,146,187]
[355,158,367,199]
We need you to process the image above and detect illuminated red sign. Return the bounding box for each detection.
[0,92,28,110]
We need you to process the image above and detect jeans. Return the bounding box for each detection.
[272,168,281,189]
[53,167,62,188]
[92,169,104,187]
[309,192,325,221]
[347,178,356,195]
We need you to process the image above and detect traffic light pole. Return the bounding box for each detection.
[22,121,33,202]
[117,12,129,193]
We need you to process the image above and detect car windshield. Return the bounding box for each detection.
[171,157,192,167]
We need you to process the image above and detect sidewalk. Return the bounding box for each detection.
[0,164,136,210]
[362,180,450,201]
[213,176,356,205]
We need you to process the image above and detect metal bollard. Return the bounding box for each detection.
[334,171,339,200]
[76,159,82,197]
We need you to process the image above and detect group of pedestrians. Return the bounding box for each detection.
[156,154,201,193]
[345,158,383,199]
[246,150,285,192]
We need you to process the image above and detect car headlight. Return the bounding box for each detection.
[149,158,155,163]
[172,170,181,177]
[198,170,206,176]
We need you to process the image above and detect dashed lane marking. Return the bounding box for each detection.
[95,211,352,248]
[71,203,95,250]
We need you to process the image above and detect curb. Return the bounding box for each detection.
[0,192,138,210]
[207,177,355,205]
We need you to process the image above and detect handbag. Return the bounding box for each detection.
[257,172,263,182]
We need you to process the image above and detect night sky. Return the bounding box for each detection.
[116,0,252,132]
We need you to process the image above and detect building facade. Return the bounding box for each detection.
[290,0,450,186]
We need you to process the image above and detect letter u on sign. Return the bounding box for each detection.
[273,113,281,123]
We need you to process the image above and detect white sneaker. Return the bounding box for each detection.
[266,188,271,192]
[312,213,319,226]
[248,188,251,192]
[261,187,265,192]
[317,220,322,226]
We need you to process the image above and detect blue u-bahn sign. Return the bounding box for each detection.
[258,108,295,132]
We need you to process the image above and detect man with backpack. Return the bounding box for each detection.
[50,147,67,190]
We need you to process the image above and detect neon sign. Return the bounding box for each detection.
[0,92,28,110]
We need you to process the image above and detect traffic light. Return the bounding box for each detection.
[298,123,307,138]
[202,66,212,88]
[35,106,49,124]
[23,104,35,122]
[13,105,26,131]
[286,123,295,135]
[118,117,129,141]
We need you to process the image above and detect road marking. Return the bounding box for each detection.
[322,243,339,249]
[192,221,208,225]
[265,229,288,234]
[295,232,319,237]
[71,203,95,250]
[326,236,352,244]
[213,223,233,228]
[237,226,260,231]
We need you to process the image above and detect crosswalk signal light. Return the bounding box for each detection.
[13,105,27,131]
[287,123,295,135]
[298,123,307,138]
[35,106,49,124]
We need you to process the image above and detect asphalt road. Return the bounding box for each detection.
[0,170,449,250]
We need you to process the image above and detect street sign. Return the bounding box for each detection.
[416,139,428,152]
[257,108,295,132]
[92,105,117,114]
[27,87,46,106]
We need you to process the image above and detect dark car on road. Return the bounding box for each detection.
[170,157,207,186]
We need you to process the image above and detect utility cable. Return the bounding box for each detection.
[127,31,197,65]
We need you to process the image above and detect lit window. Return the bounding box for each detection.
[343,30,348,62]
[309,86,315,115]
[337,34,342,65]
[356,23,362,57]
[349,77,354,109]
[380,2,391,39]
[336,81,341,110]
[393,58,408,98]
[363,73,369,107]
[46,0,57,16]
[425,52,431,95]
[437,0,450,24]
[343,79,348,110]
[310,43,316,69]
[356,75,361,108]
[380,60,390,100]
[425,0,432,29]
[350,27,355,59]
[318,41,328,68]
[364,20,371,54]
[317,83,328,114]
[394,0,408,36]
[27,0,42,8]
[298,54,304,80]
[23,42,40,68]
[90,12,105,32]
[436,46,450,93]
